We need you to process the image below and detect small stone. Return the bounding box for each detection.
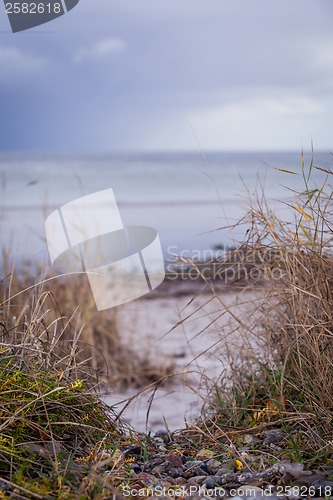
[154,430,172,443]
[168,467,184,478]
[243,434,261,446]
[263,430,286,446]
[199,463,211,475]
[184,460,210,476]
[221,472,238,484]
[137,472,157,486]
[216,459,235,474]
[237,472,263,484]
[294,472,326,487]
[196,449,216,460]
[312,479,333,492]
[187,475,208,487]
[151,464,167,476]
[144,457,164,469]
[174,477,187,486]
[153,437,165,446]
[259,466,280,482]
[206,459,222,474]
[121,444,141,455]
[129,462,141,473]
[204,475,224,489]
[164,476,176,485]
[184,460,203,470]
[165,454,183,468]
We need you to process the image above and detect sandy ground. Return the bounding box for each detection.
[103,286,272,432]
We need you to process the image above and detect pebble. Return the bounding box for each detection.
[237,472,263,484]
[216,458,235,474]
[165,454,183,467]
[196,449,216,460]
[174,476,187,486]
[312,479,333,491]
[263,430,286,446]
[183,460,210,477]
[243,434,261,446]
[206,458,222,474]
[123,435,333,500]
[204,475,224,489]
[167,467,184,478]
[154,430,171,443]
[187,475,208,487]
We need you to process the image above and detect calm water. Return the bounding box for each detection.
[0,150,331,266]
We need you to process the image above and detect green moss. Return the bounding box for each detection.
[0,351,129,498]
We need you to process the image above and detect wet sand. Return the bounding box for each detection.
[103,285,270,432]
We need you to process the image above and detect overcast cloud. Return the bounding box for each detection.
[0,0,332,151]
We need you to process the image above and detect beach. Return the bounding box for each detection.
[103,283,270,432]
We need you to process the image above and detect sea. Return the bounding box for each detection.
[0,150,331,269]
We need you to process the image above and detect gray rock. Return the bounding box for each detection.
[144,457,164,470]
[187,475,208,487]
[151,464,167,476]
[278,462,306,478]
[311,479,333,492]
[154,430,172,443]
[263,430,286,446]
[259,466,280,482]
[243,434,261,446]
[174,476,187,486]
[237,472,263,484]
[206,459,222,474]
[184,460,210,476]
[164,476,176,485]
[204,475,224,489]
[184,460,204,470]
[216,459,235,474]
[129,462,141,473]
[165,454,183,468]
[221,472,238,484]
[153,437,165,446]
[293,472,326,487]
[168,467,184,478]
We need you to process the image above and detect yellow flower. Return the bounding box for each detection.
[66,379,84,391]
[235,459,244,471]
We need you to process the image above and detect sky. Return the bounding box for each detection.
[0,0,333,152]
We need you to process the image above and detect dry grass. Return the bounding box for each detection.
[0,269,174,390]
[196,152,333,462]
[0,273,128,498]
[0,269,175,496]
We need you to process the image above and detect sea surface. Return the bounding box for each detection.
[0,150,331,266]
